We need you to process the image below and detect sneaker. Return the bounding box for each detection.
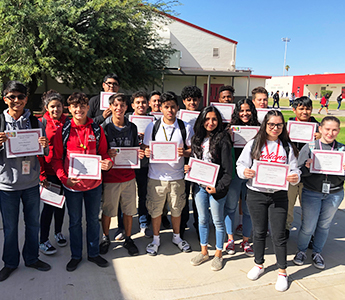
[235,224,243,236]
[162,215,171,229]
[88,255,109,268]
[54,232,67,247]
[39,240,57,255]
[25,259,51,271]
[114,228,125,241]
[211,256,223,271]
[190,253,210,266]
[99,235,110,255]
[293,251,307,266]
[66,258,82,272]
[240,241,254,257]
[0,266,17,282]
[312,253,325,269]
[275,273,288,292]
[140,227,153,238]
[123,238,139,256]
[247,264,264,280]
[225,239,235,255]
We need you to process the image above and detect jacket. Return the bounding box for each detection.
[87,94,106,125]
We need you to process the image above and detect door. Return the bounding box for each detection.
[203,84,224,106]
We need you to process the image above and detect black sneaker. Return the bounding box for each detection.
[39,240,57,255]
[293,251,307,266]
[55,232,67,247]
[312,253,325,269]
[88,255,109,268]
[162,216,171,229]
[25,259,51,271]
[66,258,82,272]
[123,238,139,256]
[0,266,17,282]
[99,235,110,255]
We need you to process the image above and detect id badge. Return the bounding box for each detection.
[322,180,331,194]
[22,161,30,175]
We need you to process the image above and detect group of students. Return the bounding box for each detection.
[0,77,344,294]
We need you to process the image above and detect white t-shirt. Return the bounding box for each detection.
[201,137,212,162]
[143,118,193,181]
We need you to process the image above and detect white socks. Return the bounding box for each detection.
[152,235,160,246]
[172,233,183,245]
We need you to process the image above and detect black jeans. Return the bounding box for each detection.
[135,167,151,228]
[246,189,288,269]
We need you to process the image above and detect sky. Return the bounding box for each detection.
[159,0,345,77]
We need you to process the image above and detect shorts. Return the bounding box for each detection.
[102,179,137,217]
[146,178,185,218]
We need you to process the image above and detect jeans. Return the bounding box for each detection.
[297,188,344,253]
[246,189,288,269]
[273,100,280,108]
[337,101,342,110]
[224,173,252,237]
[135,167,150,228]
[64,185,102,259]
[194,185,226,250]
[0,185,40,268]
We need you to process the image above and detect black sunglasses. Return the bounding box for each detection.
[5,94,26,101]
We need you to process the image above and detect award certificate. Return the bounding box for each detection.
[5,129,43,158]
[100,92,116,110]
[40,183,65,209]
[151,112,163,119]
[179,110,200,128]
[252,160,290,191]
[232,126,260,148]
[210,103,235,123]
[128,115,154,133]
[150,141,178,163]
[112,147,140,169]
[185,158,220,187]
[256,108,271,123]
[310,150,345,175]
[287,121,316,143]
[68,153,102,180]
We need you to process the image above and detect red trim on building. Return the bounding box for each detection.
[167,15,238,45]
[250,75,272,79]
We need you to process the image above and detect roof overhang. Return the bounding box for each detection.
[163,68,251,77]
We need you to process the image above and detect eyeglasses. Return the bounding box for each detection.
[104,81,119,87]
[267,122,284,129]
[5,94,26,101]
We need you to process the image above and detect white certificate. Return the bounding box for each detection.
[287,121,316,143]
[210,103,235,123]
[112,147,140,169]
[128,115,154,134]
[232,126,260,148]
[100,92,116,110]
[185,158,220,187]
[68,153,102,180]
[179,110,200,128]
[149,141,178,163]
[256,108,271,123]
[151,112,163,119]
[5,129,43,158]
[252,160,290,191]
[40,183,65,209]
[310,150,345,175]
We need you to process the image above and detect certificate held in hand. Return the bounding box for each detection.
[185,158,220,187]
[128,115,154,134]
[232,126,260,148]
[210,103,235,123]
[310,150,345,175]
[149,141,179,163]
[68,153,102,180]
[287,121,316,143]
[112,147,141,169]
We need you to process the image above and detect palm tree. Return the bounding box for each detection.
[285,65,290,75]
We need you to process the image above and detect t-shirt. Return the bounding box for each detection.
[201,137,212,162]
[143,118,193,181]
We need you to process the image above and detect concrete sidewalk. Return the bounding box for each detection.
[0,199,345,300]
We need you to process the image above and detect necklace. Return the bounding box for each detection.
[74,128,87,150]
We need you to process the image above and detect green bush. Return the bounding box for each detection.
[321,90,333,97]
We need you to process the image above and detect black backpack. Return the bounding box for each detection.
[0,112,39,132]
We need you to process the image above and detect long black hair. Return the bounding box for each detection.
[192,106,227,160]
[251,110,298,160]
[230,98,260,126]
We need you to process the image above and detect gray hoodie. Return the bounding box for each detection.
[0,109,48,191]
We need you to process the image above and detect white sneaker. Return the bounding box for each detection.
[275,273,288,292]
[247,264,264,280]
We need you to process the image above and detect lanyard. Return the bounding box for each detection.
[74,128,87,151]
[318,139,335,151]
[162,125,175,141]
[264,140,281,163]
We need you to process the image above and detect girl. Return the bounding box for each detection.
[318,93,330,114]
[39,90,69,255]
[293,116,345,270]
[224,99,260,257]
[187,106,232,271]
[237,110,300,292]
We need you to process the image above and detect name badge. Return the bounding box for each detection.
[322,180,331,194]
[22,161,30,175]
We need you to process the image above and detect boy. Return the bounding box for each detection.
[143,91,193,255]
[0,81,50,282]
[148,90,162,113]
[252,86,269,109]
[218,85,235,103]
[52,92,112,272]
[99,93,144,255]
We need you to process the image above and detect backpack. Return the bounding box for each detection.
[151,118,187,149]
[0,112,39,132]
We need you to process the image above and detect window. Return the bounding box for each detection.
[213,48,219,58]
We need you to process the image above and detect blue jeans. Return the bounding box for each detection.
[0,185,40,268]
[194,185,226,250]
[297,188,344,253]
[64,185,102,259]
[224,173,252,238]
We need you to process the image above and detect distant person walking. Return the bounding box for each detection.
[318,94,330,114]
[336,94,343,111]
[289,93,295,106]
[273,91,280,108]
[315,92,318,100]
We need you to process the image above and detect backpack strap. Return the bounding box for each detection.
[177,119,187,150]
[151,118,161,141]
[62,120,71,160]
[282,141,290,164]
[91,122,101,151]
[29,114,39,129]
[41,116,47,130]
[0,113,5,132]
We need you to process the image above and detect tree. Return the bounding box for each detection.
[0,0,177,101]
[285,65,290,75]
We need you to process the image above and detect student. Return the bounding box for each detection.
[148,90,162,113]
[218,85,235,103]
[180,85,202,238]
[38,90,69,255]
[0,81,51,282]
[293,116,345,270]
[252,87,269,109]
[224,99,260,257]
[336,93,342,111]
[143,91,193,255]
[318,93,330,114]
[99,93,144,256]
[286,96,321,236]
[52,92,112,272]
[237,110,300,292]
[188,106,232,271]
[273,91,280,108]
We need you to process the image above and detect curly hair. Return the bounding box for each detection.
[41,89,64,113]
[230,98,260,126]
[181,85,202,100]
[67,92,89,106]
[218,85,235,96]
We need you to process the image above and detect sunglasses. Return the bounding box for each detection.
[5,94,26,101]
[104,81,119,87]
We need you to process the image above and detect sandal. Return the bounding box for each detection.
[173,240,192,253]
[146,243,159,256]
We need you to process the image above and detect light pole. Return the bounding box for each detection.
[282,37,290,76]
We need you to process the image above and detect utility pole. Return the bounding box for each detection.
[282,37,291,76]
